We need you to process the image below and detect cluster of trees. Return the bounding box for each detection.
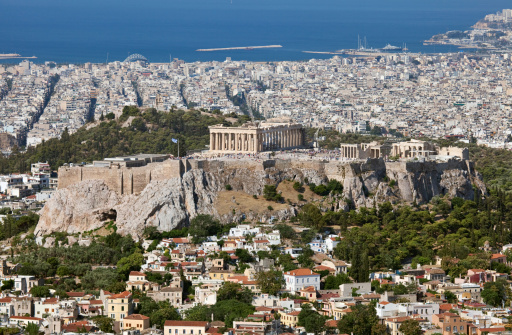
[307,179,343,196]
[0,211,39,240]
[15,231,142,293]
[263,185,283,202]
[0,107,239,173]
[136,296,181,328]
[185,282,255,327]
[187,215,234,244]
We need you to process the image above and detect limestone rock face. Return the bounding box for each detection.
[35,180,121,236]
[36,158,486,240]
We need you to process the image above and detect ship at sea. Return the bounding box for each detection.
[381,43,403,51]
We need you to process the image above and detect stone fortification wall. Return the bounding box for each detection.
[58,159,183,195]
[41,156,486,239]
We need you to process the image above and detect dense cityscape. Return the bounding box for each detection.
[2,4,512,335]
[3,50,512,153]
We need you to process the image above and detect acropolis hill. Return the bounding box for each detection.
[36,150,486,239]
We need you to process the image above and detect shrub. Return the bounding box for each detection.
[389,180,396,187]
[293,182,304,192]
[263,185,283,202]
[253,195,257,199]
[267,206,274,211]
[225,184,232,191]
[298,194,304,201]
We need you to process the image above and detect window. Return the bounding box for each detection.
[112,306,114,311]
[175,330,178,334]
[191,330,194,334]
[111,314,115,319]
[122,306,125,311]
[446,326,451,332]
[183,330,186,334]
[460,326,464,331]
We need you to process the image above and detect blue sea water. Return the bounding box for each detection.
[0,0,511,64]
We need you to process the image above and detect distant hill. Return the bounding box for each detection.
[0,107,248,174]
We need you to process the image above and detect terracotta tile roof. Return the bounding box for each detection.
[123,314,150,320]
[129,271,146,276]
[313,265,333,271]
[325,320,338,328]
[66,292,85,297]
[43,298,59,304]
[108,291,132,299]
[385,316,411,322]
[284,268,318,276]
[164,321,209,327]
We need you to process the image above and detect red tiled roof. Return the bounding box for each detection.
[108,291,132,299]
[123,314,150,320]
[164,321,209,327]
[284,268,318,276]
[325,320,338,328]
[129,271,147,276]
[66,292,85,297]
[43,298,59,304]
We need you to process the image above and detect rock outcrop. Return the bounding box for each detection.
[35,158,486,239]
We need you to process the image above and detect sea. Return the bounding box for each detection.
[1,0,511,64]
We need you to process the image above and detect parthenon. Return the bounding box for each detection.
[209,119,304,153]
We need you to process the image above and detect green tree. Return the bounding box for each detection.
[116,250,144,280]
[482,279,508,307]
[256,269,284,296]
[274,224,296,239]
[217,282,253,304]
[298,304,325,335]
[150,307,181,328]
[235,248,254,263]
[56,266,70,277]
[81,268,121,290]
[324,273,352,289]
[263,185,283,202]
[299,204,323,229]
[94,316,114,332]
[444,291,457,303]
[1,280,14,291]
[25,323,39,335]
[188,215,221,244]
[399,319,422,335]
[30,286,51,297]
[337,304,379,335]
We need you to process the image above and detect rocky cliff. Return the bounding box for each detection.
[35,158,486,239]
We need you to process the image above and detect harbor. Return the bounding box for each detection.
[196,45,282,52]
[0,53,37,60]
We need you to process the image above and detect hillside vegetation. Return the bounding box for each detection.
[0,107,248,173]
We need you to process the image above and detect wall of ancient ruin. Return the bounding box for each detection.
[58,160,183,195]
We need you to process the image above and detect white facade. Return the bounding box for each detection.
[283,269,320,292]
